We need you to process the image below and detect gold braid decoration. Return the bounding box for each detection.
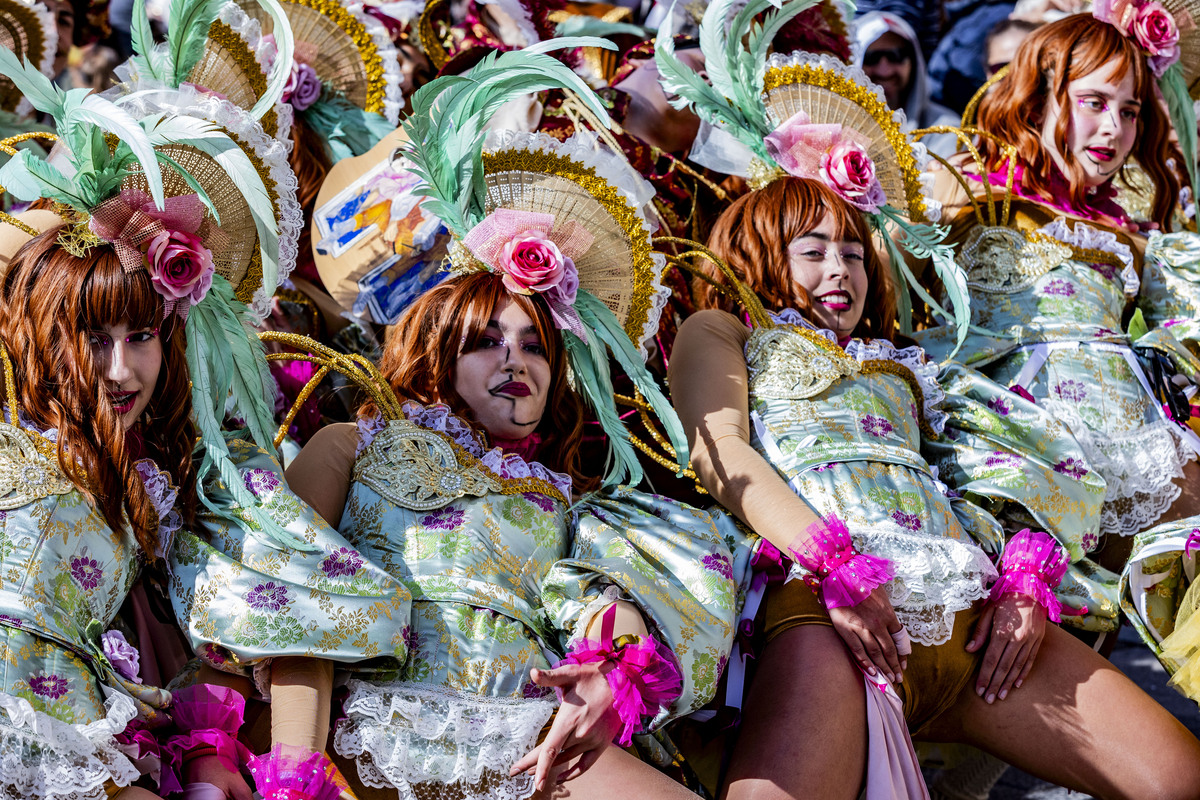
[0,132,60,235]
[1035,230,1127,271]
[0,343,69,466]
[204,21,279,138]
[762,63,928,222]
[653,236,773,329]
[961,64,1009,128]
[289,0,388,114]
[418,0,449,69]
[259,331,403,447]
[910,125,1019,228]
[482,149,658,344]
[613,390,706,494]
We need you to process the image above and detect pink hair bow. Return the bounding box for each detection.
[87,189,206,273]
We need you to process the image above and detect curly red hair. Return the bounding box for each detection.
[977,14,1179,227]
[0,229,198,558]
[698,177,897,339]
[367,272,598,494]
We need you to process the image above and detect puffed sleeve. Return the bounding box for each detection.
[924,361,1119,631]
[168,437,412,691]
[539,486,741,729]
[1139,231,1200,347]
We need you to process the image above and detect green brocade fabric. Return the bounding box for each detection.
[168,436,412,690]
[329,402,739,798]
[1140,231,1200,350]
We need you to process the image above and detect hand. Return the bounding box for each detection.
[828,586,908,684]
[966,593,1047,704]
[183,754,253,800]
[509,662,623,792]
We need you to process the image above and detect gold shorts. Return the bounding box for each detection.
[762,577,984,737]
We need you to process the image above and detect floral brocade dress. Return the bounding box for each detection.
[745,311,1112,643]
[329,401,741,800]
[0,413,180,799]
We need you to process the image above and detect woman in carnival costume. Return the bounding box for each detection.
[0,17,414,800]
[657,0,1200,797]
[282,45,741,799]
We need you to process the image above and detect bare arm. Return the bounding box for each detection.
[284,422,358,529]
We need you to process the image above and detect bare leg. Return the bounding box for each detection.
[1167,459,1200,521]
[113,788,165,800]
[923,624,1200,800]
[722,625,866,800]
[537,745,700,800]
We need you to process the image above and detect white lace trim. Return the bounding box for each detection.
[347,0,404,125]
[1038,217,1139,297]
[771,309,948,433]
[1043,399,1187,536]
[133,459,181,560]
[789,525,996,646]
[334,679,555,797]
[116,85,302,322]
[0,691,140,800]
[760,50,940,222]
[2,407,57,441]
[216,1,295,142]
[357,403,574,498]
[13,0,57,118]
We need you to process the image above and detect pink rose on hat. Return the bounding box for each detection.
[819,140,887,213]
[498,230,571,295]
[147,229,215,308]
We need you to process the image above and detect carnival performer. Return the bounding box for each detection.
[658,1,1200,797]
[0,24,416,799]
[283,49,741,800]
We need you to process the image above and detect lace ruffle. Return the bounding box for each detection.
[333,680,555,798]
[0,692,140,800]
[115,85,302,322]
[215,1,294,142]
[770,309,948,432]
[133,460,181,560]
[786,525,997,646]
[358,403,574,498]
[1043,400,1188,536]
[1038,217,1138,297]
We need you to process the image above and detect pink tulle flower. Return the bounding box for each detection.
[498,230,570,295]
[1095,0,1182,76]
[147,229,214,306]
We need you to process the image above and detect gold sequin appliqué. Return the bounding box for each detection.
[0,424,73,509]
[959,226,1073,294]
[746,325,860,400]
[353,418,568,512]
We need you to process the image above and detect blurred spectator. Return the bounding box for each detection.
[855,11,960,156]
[853,0,944,59]
[926,0,1014,113]
[1009,0,1084,22]
[984,16,1040,76]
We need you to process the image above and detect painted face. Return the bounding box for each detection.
[1040,58,1140,188]
[787,213,869,340]
[89,322,163,430]
[453,298,551,442]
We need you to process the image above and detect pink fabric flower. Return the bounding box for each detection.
[1132,1,1179,56]
[498,230,569,295]
[1094,0,1138,35]
[819,140,886,213]
[147,229,214,306]
[102,630,142,684]
[284,62,322,111]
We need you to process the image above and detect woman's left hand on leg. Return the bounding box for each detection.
[965,594,1047,703]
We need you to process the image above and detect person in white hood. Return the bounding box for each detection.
[855,11,961,157]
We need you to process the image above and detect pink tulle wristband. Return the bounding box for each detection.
[989,529,1082,623]
[555,604,683,747]
[248,744,343,800]
[160,685,252,795]
[789,515,894,609]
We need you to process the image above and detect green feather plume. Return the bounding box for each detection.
[553,17,648,39]
[563,329,643,489]
[1160,62,1198,224]
[401,40,614,237]
[166,0,228,86]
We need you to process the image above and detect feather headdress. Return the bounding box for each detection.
[656,0,972,354]
[402,41,691,487]
[0,45,312,550]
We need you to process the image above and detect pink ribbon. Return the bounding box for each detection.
[88,189,206,273]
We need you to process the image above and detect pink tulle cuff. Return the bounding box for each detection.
[248,744,343,800]
[556,605,683,747]
[159,685,251,795]
[1185,526,1200,557]
[989,529,1083,623]
[789,515,894,609]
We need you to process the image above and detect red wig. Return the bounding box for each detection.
[369,271,598,494]
[977,14,1178,227]
[0,229,198,558]
[699,177,897,339]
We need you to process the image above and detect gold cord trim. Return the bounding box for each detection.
[961,64,1009,128]
[653,236,773,329]
[204,21,279,138]
[417,0,449,70]
[289,0,388,114]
